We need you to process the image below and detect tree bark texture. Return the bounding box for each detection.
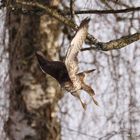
[4,0,62,140]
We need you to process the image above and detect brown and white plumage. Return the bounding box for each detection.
[65,18,90,92]
[36,18,98,109]
[65,18,98,108]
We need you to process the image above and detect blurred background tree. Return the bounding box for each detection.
[0,0,140,140]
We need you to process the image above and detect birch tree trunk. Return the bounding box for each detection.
[4,0,62,140]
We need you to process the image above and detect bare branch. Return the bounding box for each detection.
[15,1,77,29]
[15,1,140,51]
[66,7,140,15]
[81,33,140,51]
[15,0,98,44]
[70,0,75,19]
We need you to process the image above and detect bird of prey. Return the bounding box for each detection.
[36,18,98,109]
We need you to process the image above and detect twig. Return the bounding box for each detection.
[81,33,140,51]
[66,7,140,15]
[70,0,75,19]
[14,1,140,51]
[15,1,98,44]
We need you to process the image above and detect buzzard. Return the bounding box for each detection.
[36,18,98,109]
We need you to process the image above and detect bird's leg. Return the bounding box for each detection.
[82,83,99,106]
[70,80,82,93]
[70,88,80,93]
[78,69,96,75]
[71,91,87,110]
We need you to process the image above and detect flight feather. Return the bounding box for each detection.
[65,18,90,91]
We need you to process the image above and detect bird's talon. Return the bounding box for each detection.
[92,97,99,106]
[82,103,87,110]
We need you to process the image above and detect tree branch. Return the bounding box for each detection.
[81,33,140,51]
[15,1,77,29]
[15,1,140,51]
[70,0,75,19]
[15,0,98,44]
[66,7,140,15]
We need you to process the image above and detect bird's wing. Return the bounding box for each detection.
[65,18,90,88]
[36,51,70,83]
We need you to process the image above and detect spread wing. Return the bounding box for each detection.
[65,18,90,88]
[36,51,70,84]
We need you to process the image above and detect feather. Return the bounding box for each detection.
[36,51,70,84]
[36,18,98,108]
[65,18,90,90]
